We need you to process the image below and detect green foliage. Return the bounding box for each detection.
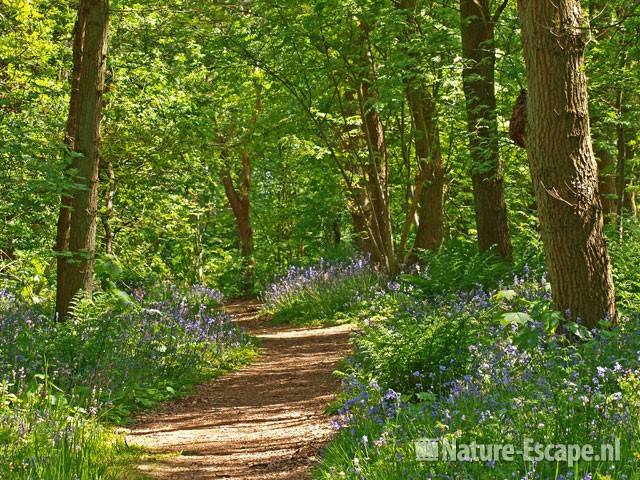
[263,256,383,326]
[0,375,137,480]
[346,294,477,396]
[0,284,256,477]
[316,274,640,479]
[608,221,640,314]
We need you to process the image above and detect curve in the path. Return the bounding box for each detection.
[126,299,351,480]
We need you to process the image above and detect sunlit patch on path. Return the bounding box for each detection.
[126,299,352,479]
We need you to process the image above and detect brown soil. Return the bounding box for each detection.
[126,299,352,479]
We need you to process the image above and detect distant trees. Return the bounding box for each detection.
[55,0,109,319]
[5,0,630,327]
[518,0,617,327]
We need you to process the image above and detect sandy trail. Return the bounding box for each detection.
[126,299,351,479]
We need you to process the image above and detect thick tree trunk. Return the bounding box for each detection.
[460,0,512,259]
[55,13,84,318]
[518,0,616,328]
[55,0,109,320]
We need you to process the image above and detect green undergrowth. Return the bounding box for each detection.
[312,228,640,480]
[0,283,257,479]
[262,256,383,326]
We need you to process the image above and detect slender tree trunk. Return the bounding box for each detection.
[55,0,109,320]
[594,145,618,222]
[358,78,396,272]
[336,89,380,261]
[615,90,626,235]
[625,186,637,222]
[332,220,341,246]
[460,0,512,259]
[220,149,254,290]
[518,0,616,328]
[348,190,377,256]
[193,213,205,285]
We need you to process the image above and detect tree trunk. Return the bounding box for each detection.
[460,0,512,259]
[55,0,109,320]
[358,77,396,272]
[220,149,254,290]
[518,0,616,328]
[398,0,445,254]
[594,145,617,222]
[408,87,445,252]
[625,187,637,222]
[615,90,626,235]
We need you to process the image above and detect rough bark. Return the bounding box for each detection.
[460,0,512,259]
[55,13,84,318]
[518,0,617,327]
[55,0,109,320]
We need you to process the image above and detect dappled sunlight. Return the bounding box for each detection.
[127,300,352,479]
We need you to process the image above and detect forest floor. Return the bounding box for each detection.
[125,299,352,479]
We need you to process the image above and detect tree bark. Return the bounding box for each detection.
[397,0,445,254]
[460,0,512,259]
[55,0,109,320]
[408,87,445,252]
[358,77,396,272]
[518,0,617,328]
[220,149,254,289]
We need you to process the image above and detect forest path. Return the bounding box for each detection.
[126,299,352,479]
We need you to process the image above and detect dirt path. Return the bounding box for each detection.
[126,299,352,479]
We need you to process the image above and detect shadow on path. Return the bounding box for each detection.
[126,299,352,480]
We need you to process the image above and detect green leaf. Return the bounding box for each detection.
[498,312,533,326]
[494,289,518,301]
